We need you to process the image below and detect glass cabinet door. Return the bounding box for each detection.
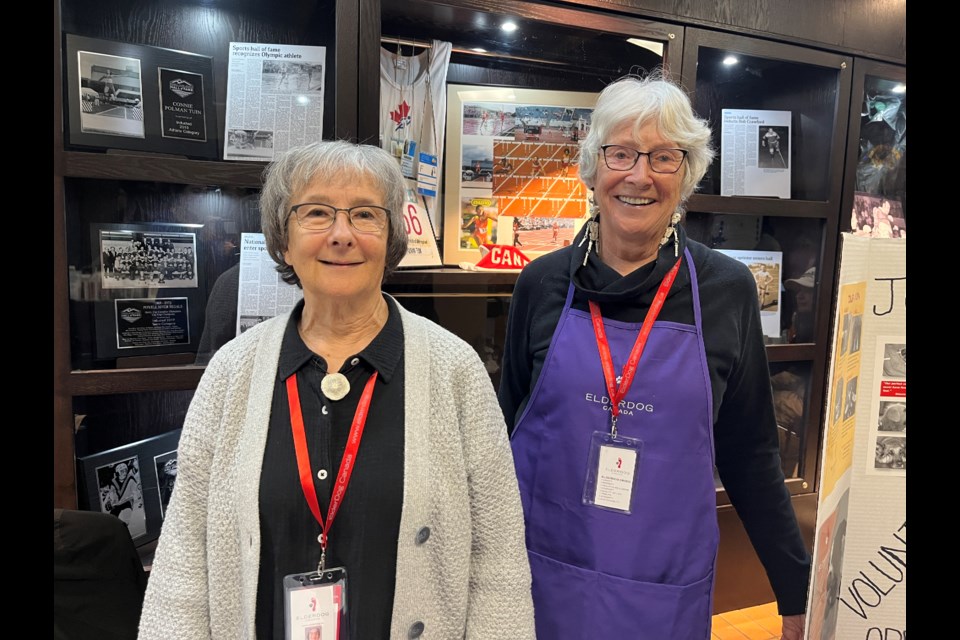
[841,60,906,236]
[681,28,852,217]
[681,28,853,496]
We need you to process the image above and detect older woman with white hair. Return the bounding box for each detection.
[139,141,535,640]
[499,75,809,639]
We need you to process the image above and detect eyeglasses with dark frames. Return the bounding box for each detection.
[600,145,688,174]
[288,203,389,234]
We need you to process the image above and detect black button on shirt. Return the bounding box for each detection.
[256,297,405,640]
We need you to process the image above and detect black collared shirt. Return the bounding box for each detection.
[256,296,405,640]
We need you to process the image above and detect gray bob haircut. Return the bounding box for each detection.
[579,74,715,204]
[259,140,409,286]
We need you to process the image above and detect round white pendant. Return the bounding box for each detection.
[320,373,350,401]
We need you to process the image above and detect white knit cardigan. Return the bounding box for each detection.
[138,299,535,639]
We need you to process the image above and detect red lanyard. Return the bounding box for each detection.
[589,257,682,436]
[285,370,378,571]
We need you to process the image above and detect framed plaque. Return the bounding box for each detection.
[64,34,218,159]
[76,429,183,547]
[91,222,206,360]
[443,85,596,266]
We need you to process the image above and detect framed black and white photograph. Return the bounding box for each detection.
[76,51,145,139]
[153,449,179,519]
[64,34,219,159]
[90,222,207,361]
[99,227,198,290]
[77,429,182,546]
[100,228,197,289]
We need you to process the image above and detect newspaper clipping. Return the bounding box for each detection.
[720,109,791,199]
[717,249,782,339]
[224,42,326,162]
[237,233,303,335]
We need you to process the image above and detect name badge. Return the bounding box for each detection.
[283,568,348,640]
[582,431,643,514]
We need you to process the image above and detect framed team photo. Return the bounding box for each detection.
[443,85,596,266]
[89,222,207,362]
[76,429,183,546]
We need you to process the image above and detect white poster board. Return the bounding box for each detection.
[805,235,906,640]
[224,42,326,162]
[721,109,791,198]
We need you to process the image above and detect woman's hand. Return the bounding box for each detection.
[780,614,804,640]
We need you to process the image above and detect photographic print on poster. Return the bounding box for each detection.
[459,192,499,251]
[805,490,849,640]
[874,436,906,470]
[99,227,198,289]
[444,85,596,265]
[878,401,906,433]
[77,50,144,139]
[842,377,858,420]
[881,342,906,378]
[64,34,219,159]
[77,429,182,546]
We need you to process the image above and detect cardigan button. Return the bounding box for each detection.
[408,621,425,638]
[415,527,430,545]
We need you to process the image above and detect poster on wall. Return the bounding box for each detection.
[805,235,905,640]
[720,109,791,199]
[64,34,218,159]
[443,85,595,266]
[224,42,327,162]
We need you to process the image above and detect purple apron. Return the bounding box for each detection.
[511,250,718,639]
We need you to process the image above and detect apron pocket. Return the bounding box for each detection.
[528,549,713,640]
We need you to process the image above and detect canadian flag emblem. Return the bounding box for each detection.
[475,244,531,269]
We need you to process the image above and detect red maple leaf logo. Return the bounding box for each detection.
[390,100,412,130]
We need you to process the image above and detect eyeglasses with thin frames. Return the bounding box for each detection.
[600,144,688,174]
[288,203,389,234]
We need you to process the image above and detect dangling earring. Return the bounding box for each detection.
[660,211,682,257]
[578,195,601,267]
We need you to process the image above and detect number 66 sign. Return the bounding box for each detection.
[397,194,443,268]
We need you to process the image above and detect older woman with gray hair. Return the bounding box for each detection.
[499,75,810,639]
[139,141,535,640]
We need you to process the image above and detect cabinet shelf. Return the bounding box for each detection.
[687,194,833,218]
[385,267,518,295]
[63,151,265,188]
[69,366,205,396]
